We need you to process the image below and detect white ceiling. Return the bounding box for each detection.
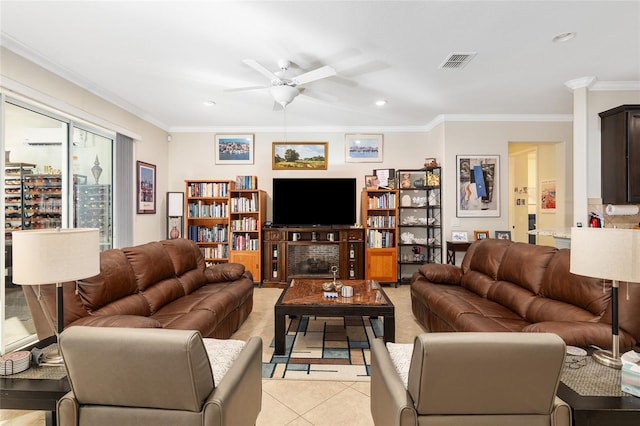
[1,1,639,132]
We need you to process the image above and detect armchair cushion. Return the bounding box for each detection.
[371,332,571,426]
[60,326,213,412]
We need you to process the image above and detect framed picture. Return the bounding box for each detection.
[214,134,254,164]
[272,142,328,170]
[452,231,468,242]
[374,168,395,187]
[456,155,500,217]
[137,161,156,214]
[540,179,556,212]
[73,174,87,185]
[365,175,379,189]
[495,230,512,240]
[474,230,489,241]
[345,134,383,163]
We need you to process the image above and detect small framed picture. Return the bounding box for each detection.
[495,230,512,240]
[136,161,156,214]
[345,134,383,163]
[374,168,395,187]
[365,175,379,189]
[451,231,468,242]
[214,134,254,164]
[474,230,489,241]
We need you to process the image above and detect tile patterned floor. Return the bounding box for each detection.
[0,284,425,426]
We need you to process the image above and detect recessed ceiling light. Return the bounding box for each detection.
[552,32,576,43]
[375,100,387,106]
[203,100,216,106]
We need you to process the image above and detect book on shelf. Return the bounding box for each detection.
[235,175,258,190]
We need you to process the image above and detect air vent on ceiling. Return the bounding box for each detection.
[439,52,477,69]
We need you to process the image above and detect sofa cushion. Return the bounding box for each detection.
[539,249,610,316]
[77,249,138,311]
[124,242,186,313]
[467,239,511,281]
[496,242,556,294]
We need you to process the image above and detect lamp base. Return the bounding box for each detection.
[593,349,622,369]
[41,343,64,365]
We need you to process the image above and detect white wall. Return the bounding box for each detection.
[441,120,573,244]
[1,47,170,245]
[167,131,437,221]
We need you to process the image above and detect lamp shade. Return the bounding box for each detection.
[12,228,100,285]
[570,227,640,283]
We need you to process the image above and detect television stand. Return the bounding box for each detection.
[262,226,364,287]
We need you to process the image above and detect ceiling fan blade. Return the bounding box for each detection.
[224,85,268,93]
[242,59,280,82]
[292,65,336,85]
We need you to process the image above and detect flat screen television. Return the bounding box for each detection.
[272,178,357,227]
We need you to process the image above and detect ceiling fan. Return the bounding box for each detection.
[228,59,336,108]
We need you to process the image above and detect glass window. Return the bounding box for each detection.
[2,101,114,352]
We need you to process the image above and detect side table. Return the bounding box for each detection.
[0,336,69,426]
[446,241,472,265]
[557,382,640,425]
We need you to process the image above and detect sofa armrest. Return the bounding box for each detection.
[416,263,463,285]
[202,336,262,426]
[204,262,246,282]
[57,391,79,426]
[551,396,572,426]
[370,338,417,426]
[522,321,638,350]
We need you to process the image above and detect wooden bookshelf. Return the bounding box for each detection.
[362,189,399,284]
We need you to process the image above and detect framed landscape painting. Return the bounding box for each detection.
[345,134,383,163]
[215,134,254,164]
[272,142,328,170]
[456,155,500,217]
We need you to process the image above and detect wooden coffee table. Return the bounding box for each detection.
[274,279,395,355]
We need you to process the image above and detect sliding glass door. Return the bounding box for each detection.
[1,99,114,352]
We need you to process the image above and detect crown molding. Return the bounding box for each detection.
[564,76,597,91]
[591,81,640,91]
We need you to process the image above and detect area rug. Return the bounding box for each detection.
[262,315,383,381]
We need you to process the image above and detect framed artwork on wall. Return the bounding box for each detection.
[456,155,500,217]
[540,179,556,212]
[345,134,383,163]
[214,134,254,164]
[137,161,156,214]
[272,142,328,170]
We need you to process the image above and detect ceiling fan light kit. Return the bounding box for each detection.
[270,85,299,108]
[234,58,336,108]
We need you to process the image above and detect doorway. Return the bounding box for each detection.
[508,144,537,243]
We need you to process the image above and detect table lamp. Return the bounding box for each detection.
[570,227,640,369]
[12,228,100,364]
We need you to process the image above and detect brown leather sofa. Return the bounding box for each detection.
[24,238,254,339]
[411,239,640,350]
[370,332,571,426]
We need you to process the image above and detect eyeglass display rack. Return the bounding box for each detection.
[4,163,63,285]
[74,184,113,250]
[396,167,442,283]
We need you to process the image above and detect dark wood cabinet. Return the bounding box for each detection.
[599,105,640,204]
[261,227,364,287]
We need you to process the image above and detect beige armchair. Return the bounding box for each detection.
[371,332,571,426]
[57,326,262,426]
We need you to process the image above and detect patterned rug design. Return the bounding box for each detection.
[263,315,383,381]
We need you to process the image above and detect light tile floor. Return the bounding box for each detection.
[1,284,425,426]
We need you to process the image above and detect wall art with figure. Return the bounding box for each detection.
[456,155,500,217]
